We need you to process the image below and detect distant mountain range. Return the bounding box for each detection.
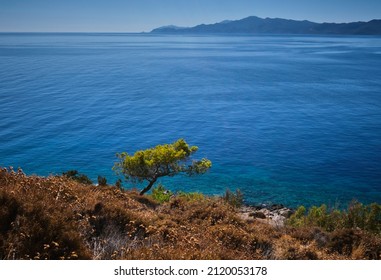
[151,16,381,35]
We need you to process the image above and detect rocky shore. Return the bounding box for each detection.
[239,204,294,227]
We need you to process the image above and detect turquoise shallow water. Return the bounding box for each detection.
[1,33,381,207]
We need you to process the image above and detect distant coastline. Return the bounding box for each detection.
[151,16,381,35]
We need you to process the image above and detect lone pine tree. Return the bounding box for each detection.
[114,139,211,195]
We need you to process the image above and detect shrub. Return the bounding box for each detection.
[327,229,361,256]
[177,191,205,202]
[97,175,107,186]
[150,185,173,204]
[115,179,123,190]
[222,189,244,208]
[0,192,20,234]
[287,202,381,235]
[287,206,306,228]
[63,170,92,185]
[365,203,381,233]
[343,201,381,234]
[305,205,342,231]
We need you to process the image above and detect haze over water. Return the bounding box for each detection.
[1,33,381,207]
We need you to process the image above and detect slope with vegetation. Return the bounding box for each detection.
[1,167,380,260]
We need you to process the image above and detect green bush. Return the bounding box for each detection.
[303,205,342,232]
[62,170,92,185]
[177,191,205,202]
[150,185,173,204]
[287,201,381,235]
[222,189,244,208]
[287,206,306,227]
[344,202,381,233]
[366,203,381,233]
[97,175,107,186]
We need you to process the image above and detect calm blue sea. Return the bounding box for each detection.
[1,33,381,207]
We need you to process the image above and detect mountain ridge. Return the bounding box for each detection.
[151,16,381,35]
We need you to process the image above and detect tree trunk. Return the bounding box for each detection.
[139,178,157,195]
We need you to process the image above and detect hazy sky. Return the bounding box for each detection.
[1,0,380,32]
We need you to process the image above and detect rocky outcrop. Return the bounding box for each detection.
[239,204,294,227]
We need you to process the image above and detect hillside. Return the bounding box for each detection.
[151,16,381,35]
[1,167,380,260]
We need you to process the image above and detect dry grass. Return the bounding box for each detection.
[1,167,380,260]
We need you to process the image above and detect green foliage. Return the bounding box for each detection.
[325,209,342,232]
[114,139,212,195]
[344,202,381,233]
[177,191,205,202]
[287,206,306,227]
[150,185,173,204]
[367,203,381,233]
[222,189,244,208]
[150,187,206,204]
[97,175,107,186]
[63,170,92,185]
[287,201,381,235]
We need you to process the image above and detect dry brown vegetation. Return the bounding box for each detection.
[1,167,380,260]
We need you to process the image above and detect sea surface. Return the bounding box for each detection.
[1,33,381,208]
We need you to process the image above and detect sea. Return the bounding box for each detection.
[1,33,381,208]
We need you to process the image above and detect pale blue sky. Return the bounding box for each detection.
[0,0,380,32]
